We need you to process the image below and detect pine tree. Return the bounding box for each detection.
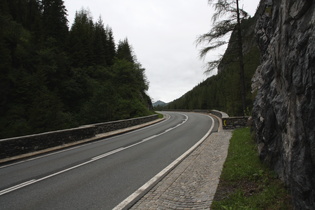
[68,9,94,67]
[5,0,27,23]
[41,0,68,45]
[116,38,134,63]
[197,0,248,115]
[93,17,107,66]
[105,26,116,66]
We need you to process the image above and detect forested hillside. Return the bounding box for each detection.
[0,0,152,138]
[166,15,260,116]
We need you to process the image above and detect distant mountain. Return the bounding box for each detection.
[153,100,167,107]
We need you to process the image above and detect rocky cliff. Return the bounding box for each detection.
[252,0,315,209]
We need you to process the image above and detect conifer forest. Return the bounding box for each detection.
[0,0,152,138]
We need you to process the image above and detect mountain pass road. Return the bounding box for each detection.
[0,112,217,209]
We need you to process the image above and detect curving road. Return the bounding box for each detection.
[0,112,217,210]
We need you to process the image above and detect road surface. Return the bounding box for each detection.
[0,112,217,209]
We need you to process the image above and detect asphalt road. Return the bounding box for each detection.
[0,112,217,210]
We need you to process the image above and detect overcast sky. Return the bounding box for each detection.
[64,0,260,103]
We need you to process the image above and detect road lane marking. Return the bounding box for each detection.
[113,114,215,210]
[0,113,188,196]
[92,147,125,161]
[0,180,36,196]
[141,135,157,142]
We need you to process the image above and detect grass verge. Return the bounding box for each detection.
[155,112,164,119]
[211,127,293,210]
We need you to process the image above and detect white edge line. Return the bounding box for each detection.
[113,115,215,210]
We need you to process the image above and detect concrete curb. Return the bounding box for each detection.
[209,113,223,132]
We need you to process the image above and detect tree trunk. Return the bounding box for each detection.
[236,0,246,116]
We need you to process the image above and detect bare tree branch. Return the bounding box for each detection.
[199,41,227,59]
[204,58,222,74]
[197,0,248,73]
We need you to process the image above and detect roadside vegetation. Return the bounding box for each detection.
[156,112,164,119]
[211,128,293,209]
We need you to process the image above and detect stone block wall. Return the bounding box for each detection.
[0,114,158,159]
[93,115,158,134]
[222,117,249,129]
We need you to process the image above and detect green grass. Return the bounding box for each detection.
[211,128,293,210]
[155,112,164,119]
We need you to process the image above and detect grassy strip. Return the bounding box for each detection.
[211,128,292,210]
[155,112,164,119]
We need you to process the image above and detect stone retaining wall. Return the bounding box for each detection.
[0,114,158,159]
[164,109,248,130]
[93,115,158,134]
[222,117,249,129]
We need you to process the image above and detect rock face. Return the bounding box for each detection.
[252,0,315,209]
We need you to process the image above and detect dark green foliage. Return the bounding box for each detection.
[41,0,68,45]
[67,9,94,68]
[93,17,108,66]
[0,1,152,138]
[116,39,135,63]
[105,27,116,66]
